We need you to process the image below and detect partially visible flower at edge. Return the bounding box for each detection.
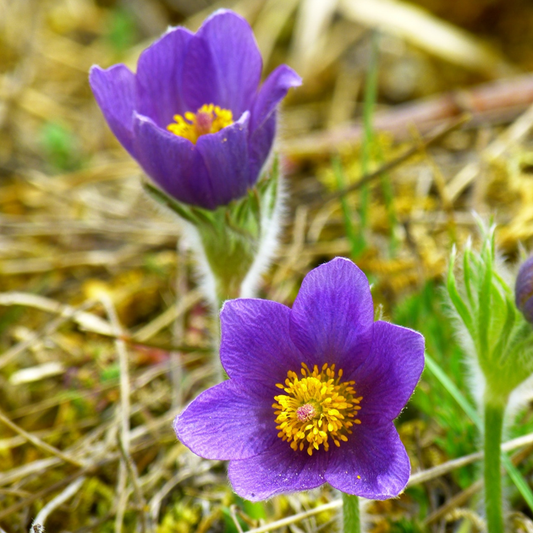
[174,257,425,501]
[515,255,533,324]
[89,9,301,210]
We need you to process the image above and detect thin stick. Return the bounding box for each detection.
[246,500,342,533]
[31,476,86,530]
[117,435,152,533]
[148,459,213,521]
[319,114,470,206]
[229,505,245,533]
[98,295,133,533]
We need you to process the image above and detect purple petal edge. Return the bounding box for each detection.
[325,423,411,499]
[355,321,425,425]
[132,113,217,208]
[220,298,302,388]
[289,257,374,376]
[89,64,137,156]
[174,379,277,461]
[228,439,328,501]
[251,64,302,133]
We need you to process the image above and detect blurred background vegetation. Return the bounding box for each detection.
[2,0,533,531]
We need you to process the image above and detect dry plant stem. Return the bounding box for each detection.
[100,296,131,533]
[0,218,180,237]
[426,480,483,525]
[0,462,99,521]
[133,289,202,343]
[447,102,533,201]
[245,501,342,533]
[425,443,533,525]
[117,435,152,533]
[445,509,486,531]
[0,292,114,337]
[285,74,533,156]
[31,476,86,530]
[230,505,245,533]
[0,427,187,521]
[0,408,83,467]
[0,245,146,275]
[0,290,204,353]
[149,462,213,521]
[0,298,96,369]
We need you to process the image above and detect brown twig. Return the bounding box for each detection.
[285,74,533,157]
[317,114,471,206]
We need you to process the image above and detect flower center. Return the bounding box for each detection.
[166,104,233,144]
[273,363,362,456]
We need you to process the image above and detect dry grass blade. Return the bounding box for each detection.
[0,409,83,468]
[252,0,300,67]
[338,0,511,76]
[290,0,338,77]
[0,299,99,369]
[447,103,533,201]
[31,477,87,530]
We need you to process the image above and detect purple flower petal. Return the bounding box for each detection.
[174,379,277,461]
[220,299,303,388]
[132,114,216,208]
[196,10,263,117]
[325,423,410,499]
[355,321,424,424]
[196,112,252,206]
[248,65,301,180]
[248,112,276,186]
[516,255,533,323]
[136,27,194,128]
[89,65,137,155]
[181,33,221,112]
[289,257,374,375]
[228,439,328,501]
[250,64,302,133]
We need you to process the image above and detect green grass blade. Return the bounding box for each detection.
[424,353,480,425]
[358,31,380,250]
[502,456,533,511]
[332,157,360,257]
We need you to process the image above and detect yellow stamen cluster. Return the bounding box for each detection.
[273,363,362,456]
[166,104,233,144]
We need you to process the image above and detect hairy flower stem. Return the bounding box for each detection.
[484,400,506,533]
[343,493,361,533]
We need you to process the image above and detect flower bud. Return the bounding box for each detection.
[515,256,533,324]
[447,226,533,402]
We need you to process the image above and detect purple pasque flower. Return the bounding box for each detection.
[89,10,301,210]
[516,256,533,324]
[174,258,425,501]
